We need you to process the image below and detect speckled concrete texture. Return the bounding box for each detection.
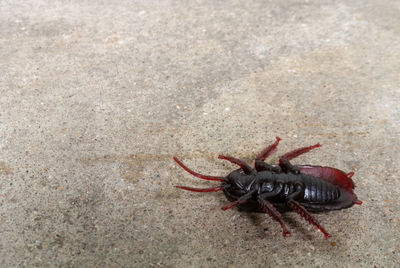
[1,0,399,267]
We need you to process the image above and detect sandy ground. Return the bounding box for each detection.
[1,0,399,267]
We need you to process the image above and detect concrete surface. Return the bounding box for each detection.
[1,0,399,267]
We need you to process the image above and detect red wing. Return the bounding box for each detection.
[296,165,355,190]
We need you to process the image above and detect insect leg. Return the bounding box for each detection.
[221,189,256,210]
[286,183,331,239]
[258,198,291,237]
[256,183,290,237]
[218,155,256,175]
[254,161,282,172]
[288,200,331,239]
[279,143,321,173]
[255,136,281,162]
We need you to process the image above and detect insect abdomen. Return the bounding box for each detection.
[303,176,340,203]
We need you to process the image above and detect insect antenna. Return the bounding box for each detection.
[173,157,224,181]
[175,186,222,192]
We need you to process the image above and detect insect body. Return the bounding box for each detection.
[173,137,362,238]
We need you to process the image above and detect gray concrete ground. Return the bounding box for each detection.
[1,0,399,267]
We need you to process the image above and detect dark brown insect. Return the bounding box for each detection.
[173,137,362,238]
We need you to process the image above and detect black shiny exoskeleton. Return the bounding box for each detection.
[173,137,362,238]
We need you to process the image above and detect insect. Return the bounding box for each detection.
[173,137,362,238]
